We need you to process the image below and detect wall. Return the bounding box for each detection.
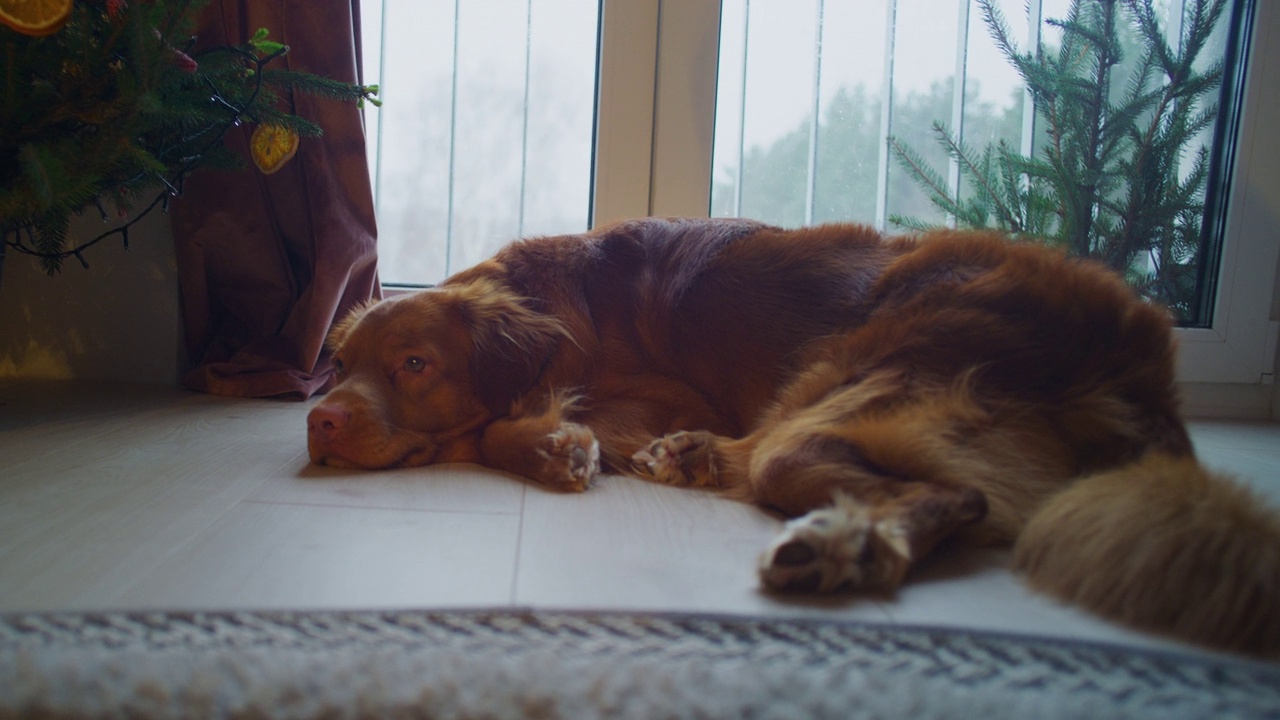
[0,208,184,384]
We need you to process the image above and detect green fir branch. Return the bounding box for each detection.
[890,0,1228,317]
[887,134,956,214]
[887,214,945,234]
[261,69,377,104]
[2,9,379,272]
[933,121,1022,232]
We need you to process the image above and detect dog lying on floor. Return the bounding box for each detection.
[307,217,1280,657]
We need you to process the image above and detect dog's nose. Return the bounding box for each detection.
[307,404,350,442]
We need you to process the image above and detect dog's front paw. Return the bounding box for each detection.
[536,423,600,492]
[759,497,912,594]
[630,431,719,487]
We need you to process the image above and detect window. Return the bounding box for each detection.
[361,0,599,284]
[712,0,1244,326]
[363,0,1278,391]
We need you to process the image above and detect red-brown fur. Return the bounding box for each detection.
[307,217,1280,657]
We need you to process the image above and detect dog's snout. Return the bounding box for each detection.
[307,404,351,442]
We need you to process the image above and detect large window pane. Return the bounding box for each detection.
[883,0,962,227]
[958,0,1027,200]
[369,0,456,283]
[367,0,599,285]
[711,0,1253,326]
[810,0,890,225]
[728,0,821,228]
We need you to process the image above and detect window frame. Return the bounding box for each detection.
[592,0,721,223]
[1175,0,1280,387]
[593,0,1279,397]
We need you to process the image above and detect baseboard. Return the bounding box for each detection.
[1179,380,1277,420]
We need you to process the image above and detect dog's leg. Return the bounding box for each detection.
[636,421,990,592]
[630,431,751,490]
[758,482,987,593]
[582,374,739,475]
[630,366,908,494]
[480,392,600,492]
[740,382,995,594]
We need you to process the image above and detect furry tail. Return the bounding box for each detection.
[1012,452,1280,657]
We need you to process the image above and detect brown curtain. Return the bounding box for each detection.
[171,0,380,399]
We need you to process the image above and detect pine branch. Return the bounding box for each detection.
[932,121,1022,232]
[1124,0,1178,77]
[887,134,957,215]
[1104,0,1225,271]
[978,0,1043,92]
[887,214,944,233]
[3,13,379,272]
[247,108,325,138]
[961,144,1002,228]
[828,0,1227,315]
[261,69,377,103]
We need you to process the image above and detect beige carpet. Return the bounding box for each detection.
[2,609,1278,719]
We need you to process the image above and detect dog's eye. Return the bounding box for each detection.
[403,356,427,373]
[333,358,345,375]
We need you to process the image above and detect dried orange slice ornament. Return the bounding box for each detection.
[0,0,73,36]
[250,124,300,175]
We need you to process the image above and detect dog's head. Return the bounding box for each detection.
[306,278,572,469]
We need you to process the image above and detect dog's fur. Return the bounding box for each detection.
[307,217,1280,656]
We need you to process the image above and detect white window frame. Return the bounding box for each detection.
[593,0,720,223]
[593,0,1280,406]
[1176,0,1280,387]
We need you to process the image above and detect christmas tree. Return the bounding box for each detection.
[1,0,379,274]
[888,0,1230,322]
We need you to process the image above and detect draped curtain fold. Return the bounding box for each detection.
[171,0,380,399]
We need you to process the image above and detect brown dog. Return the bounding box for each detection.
[308,217,1280,656]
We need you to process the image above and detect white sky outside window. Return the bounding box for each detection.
[364,0,598,285]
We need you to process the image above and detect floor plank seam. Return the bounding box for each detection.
[509,485,528,605]
[237,498,524,517]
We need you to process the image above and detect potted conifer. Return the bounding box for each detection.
[889,0,1230,322]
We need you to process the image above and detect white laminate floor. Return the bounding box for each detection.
[3,379,1278,663]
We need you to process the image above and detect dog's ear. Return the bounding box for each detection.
[452,280,574,414]
[327,300,379,352]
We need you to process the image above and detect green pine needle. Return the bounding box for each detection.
[889,0,1229,319]
[2,8,379,273]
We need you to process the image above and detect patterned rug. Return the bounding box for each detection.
[2,609,1278,719]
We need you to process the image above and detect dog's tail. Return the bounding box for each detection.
[1012,452,1280,657]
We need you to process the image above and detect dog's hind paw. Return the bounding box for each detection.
[631,431,719,487]
[759,497,912,594]
[537,423,600,492]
